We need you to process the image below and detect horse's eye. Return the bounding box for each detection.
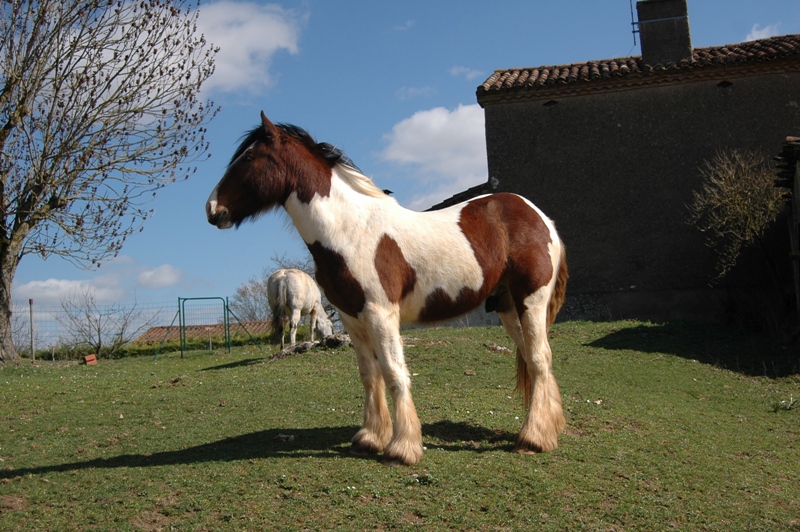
[244,154,254,162]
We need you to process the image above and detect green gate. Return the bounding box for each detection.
[152,297,262,360]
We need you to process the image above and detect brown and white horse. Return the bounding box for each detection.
[207,112,568,465]
[267,268,334,349]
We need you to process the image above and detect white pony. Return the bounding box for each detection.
[267,268,334,349]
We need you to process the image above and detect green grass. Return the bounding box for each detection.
[1,321,798,530]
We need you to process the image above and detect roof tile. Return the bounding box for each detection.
[478,34,800,98]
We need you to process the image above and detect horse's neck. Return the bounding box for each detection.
[283,175,394,246]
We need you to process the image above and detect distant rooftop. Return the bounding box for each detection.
[135,320,271,344]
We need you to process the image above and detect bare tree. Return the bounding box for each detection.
[687,148,787,280]
[57,288,161,358]
[270,252,315,275]
[0,0,218,363]
[229,267,272,322]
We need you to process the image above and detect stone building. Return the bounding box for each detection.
[436,0,800,322]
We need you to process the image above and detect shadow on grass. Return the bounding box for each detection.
[424,420,516,452]
[200,358,267,371]
[587,321,798,378]
[0,421,515,479]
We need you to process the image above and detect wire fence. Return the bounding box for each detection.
[11,298,231,358]
[10,294,499,360]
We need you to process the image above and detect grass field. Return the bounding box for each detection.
[1,320,798,530]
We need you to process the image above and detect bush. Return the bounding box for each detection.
[687,148,787,280]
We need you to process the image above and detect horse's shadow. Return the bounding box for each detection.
[199,358,267,371]
[0,421,515,479]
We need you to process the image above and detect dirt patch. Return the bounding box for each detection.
[0,494,29,512]
[130,509,174,531]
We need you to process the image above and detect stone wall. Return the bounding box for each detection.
[481,71,800,320]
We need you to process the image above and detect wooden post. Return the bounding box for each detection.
[29,299,34,362]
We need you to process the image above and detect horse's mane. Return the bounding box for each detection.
[230,123,390,200]
[333,162,391,200]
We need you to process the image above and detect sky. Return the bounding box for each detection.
[11,0,800,309]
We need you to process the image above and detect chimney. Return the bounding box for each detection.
[636,0,693,66]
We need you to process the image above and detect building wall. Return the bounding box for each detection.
[482,70,800,320]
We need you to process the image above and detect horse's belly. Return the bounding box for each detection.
[397,274,497,324]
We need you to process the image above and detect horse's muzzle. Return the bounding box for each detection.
[206,201,233,229]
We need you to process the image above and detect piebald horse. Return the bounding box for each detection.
[207,112,568,465]
[267,268,334,349]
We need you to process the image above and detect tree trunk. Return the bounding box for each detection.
[0,244,21,364]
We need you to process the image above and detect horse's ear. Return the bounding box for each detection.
[261,111,280,139]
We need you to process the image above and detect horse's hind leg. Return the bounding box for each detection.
[289,308,302,346]
[309,309,318,343]
[500,291,565,453]
[340,314,392,455]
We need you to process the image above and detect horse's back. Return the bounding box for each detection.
[389,192,563,324]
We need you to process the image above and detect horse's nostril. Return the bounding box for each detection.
[207,206,233,229]
[206,204,226,225]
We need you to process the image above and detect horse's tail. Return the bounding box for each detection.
[271,282,288,340]
[516,241,568,406]
[547,243,568,327]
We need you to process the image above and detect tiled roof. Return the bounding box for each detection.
[134,320,272,344]
[478,34,800,102]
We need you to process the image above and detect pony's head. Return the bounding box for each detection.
[206,112,354,229]
[315,313,334,338]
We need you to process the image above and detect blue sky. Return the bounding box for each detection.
[12,0,800,307]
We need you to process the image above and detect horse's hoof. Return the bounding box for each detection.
[380,453,419,466]
[381,443,423,466]
[513,438,554,454]
[350,442,381,456]
[379,455,409,466]
[513,445,543,455]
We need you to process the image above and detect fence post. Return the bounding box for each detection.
[29,299,34,362]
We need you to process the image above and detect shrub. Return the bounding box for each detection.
[687,148,787,280]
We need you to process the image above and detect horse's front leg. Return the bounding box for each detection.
[362,305,423,466]
[340,313,392,455]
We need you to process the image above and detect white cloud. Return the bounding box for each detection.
[198,1,302,94]
[449,66,484,81]
[381,104,487,209]
[746,23,780,41]
[396,86,436,100]
[14,259,184,306]
[15,278,124,306]
[394,20,415,31]
[137,264,184,290]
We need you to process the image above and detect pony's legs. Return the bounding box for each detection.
[340,313,392,455]
[289,308,302,346]
[498,293,565,453]
[309,309,318,343]
[361,304,423,465]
